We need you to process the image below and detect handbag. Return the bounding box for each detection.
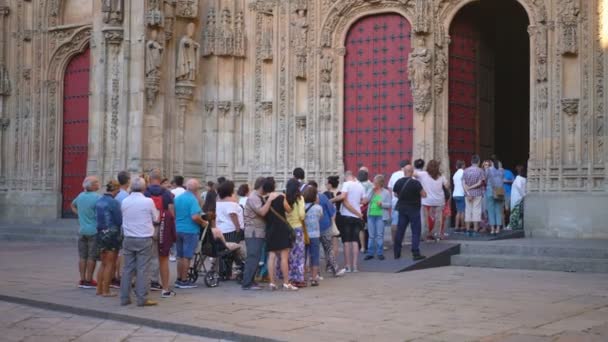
[493,186,505,200]
[443,185,451,201]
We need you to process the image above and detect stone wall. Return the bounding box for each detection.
[0,0,606,237]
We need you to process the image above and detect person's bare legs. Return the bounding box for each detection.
[178,258,190,281]
[267,252,277,286]
[279,249,290,286]
[159,255,170,291]
[359,230,366,252]
[349,242,359,271]
[114,255,122,283]
[343,241,351,270]
[96,252,105,295]
[85,259,96,282]
[79,259,86,283]
[102,251,117,296]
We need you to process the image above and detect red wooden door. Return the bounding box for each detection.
[343,14,413,178]
[448,11,479,172]
[61,48,90,217]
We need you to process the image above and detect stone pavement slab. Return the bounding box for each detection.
[1,241,608,341]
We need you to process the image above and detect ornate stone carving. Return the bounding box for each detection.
[260,9,274,61]
[260,101,273,115]
[296,115,307,129]
[234,11,246,57]
[202,8,216,56]
[176,0,198,19]
[216,8,234,56]
[292,5,308,79]
[408,37,432,118]
[319,54,333,98]
[0,64,10,96]
[233,101,244,116]
[204,101,215,116]
[217,101,232,116]
[102,0,124,25]
[146,0,164,27]
[103,29,124,44]
[145,29,163,106]
[433,44,447,95]
[557,0,579,55]
[164,16,174,41]
[562,98,579,163]
[413,0,431,34]
[176,23,199,82]
[175,81,195,100]
[0,117,9,130]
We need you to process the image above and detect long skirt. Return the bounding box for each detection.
[276,227,305,282]
[509,200,524,230]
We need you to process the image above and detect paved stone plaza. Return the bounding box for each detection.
[1,241,608,342]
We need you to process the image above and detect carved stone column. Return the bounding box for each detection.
[102,28,124,179]
[0,4,10,97]
[174,82,194,175]
[562,98,579,164]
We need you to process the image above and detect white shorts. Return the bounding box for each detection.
[465,196,483,223]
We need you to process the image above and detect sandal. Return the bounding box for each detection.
[311,280,319,287]
[268,283,278,291]
[282,283,299,291]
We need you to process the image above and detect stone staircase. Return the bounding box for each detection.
[451,238,608,273]
[0,219,79,243]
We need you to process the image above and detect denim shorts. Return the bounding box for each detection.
[176,232,199,259]
[453,196,465,213]
[307,237,320,267]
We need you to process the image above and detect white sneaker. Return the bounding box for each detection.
[345,267,352,273]
[352,268,359,273]
[169,255,176,262]
[335,268,347,277]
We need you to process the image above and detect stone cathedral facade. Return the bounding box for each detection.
[0,0,606,238]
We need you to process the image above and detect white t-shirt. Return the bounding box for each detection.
[388,170,404,191]
[417,172,447,207]
[339,180,365,218]
[171,187,186,198]
[511,176,527,209]
[215,201,244,234]
[452,169,465,197]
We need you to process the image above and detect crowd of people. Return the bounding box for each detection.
[69,156,527,306]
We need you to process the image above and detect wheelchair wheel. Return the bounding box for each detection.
[204,271,220,288]
[187,267,199,283]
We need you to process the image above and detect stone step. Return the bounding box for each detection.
[0,233,78,243]
[459,242,608,259]
[451,254,608,273]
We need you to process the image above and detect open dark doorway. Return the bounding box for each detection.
[448,0,530,171]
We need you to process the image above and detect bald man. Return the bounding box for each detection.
[71,176,101,288]
[392,165,427,261]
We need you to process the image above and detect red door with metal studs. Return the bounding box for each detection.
[61,48,90,218]
[343,14,414,178]
[448,12,479,172]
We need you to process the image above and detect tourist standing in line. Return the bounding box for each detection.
[485,159,505,235]
[284,178,306,287]
[357,168,373,253]
[364,175,392,261]
[508,165,527,230]
[502,165,515,227]
[463,155,485,236]
[242,177,278,290]
[174,179,207,289]
[393,165,427,260]
[215,180,245,278]
[113,171,130,288]
[95,180,122,297]
[416,160,449,240]
[308,180,346,277]
[120,177,158,306]
[237,184,250,208]
[293,167,307,191]
[144,169,175,292]
[263,177,298,291]
[303,186,323,286]
[333,171,365,273]
[324,176,342,267]
[452,160,466,231]
[71,176,101,289]
[171,175,186,199]
[388,160,409,245]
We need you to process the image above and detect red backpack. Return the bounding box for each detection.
[151,195,164,217]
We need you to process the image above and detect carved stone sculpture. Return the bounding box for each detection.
[260,13,273,61]
[293,7,308,79]
[102,0,124,25]
[433,46,447,95]
[176,23,199,82]
[408,38,432,117]
[0,64,9,96]
[320,54,333,98]
[234,11,246,57]
[217,8,234,56]
[558,0,579,55]
[414,0,431,34]
[202,8,216,57]
[145,29,163,106]
[176,0,198,19]
[146,0,163,27]
[562,98,579,163]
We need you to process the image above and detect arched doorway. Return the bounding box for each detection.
[61,48,90,217]
[448,1,530,171]
[343,13,414,177]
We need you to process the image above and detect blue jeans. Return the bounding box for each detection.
[307,237,321,267]
[485,188,504,226]
[394,206,422,257]
[366,216,385,257]
[176,232,198,259]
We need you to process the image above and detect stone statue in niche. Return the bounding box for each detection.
[102,0,124,25]
[234,11,246,57]
[176,22,200,82]
[260,11,273,61]
[202,8,216,56]
[176,0,198,18]
[408,38,432,117]
[217,8,234,56]
[292,7,308,79]
[414,0,431,34]
[146,29,163,78]
[320,54,333,98]
[558,0,579,55]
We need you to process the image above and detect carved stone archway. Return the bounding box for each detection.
[45,25,91,191]
[319,0,415,172]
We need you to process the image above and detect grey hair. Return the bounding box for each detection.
[82,176,99,191]
[149,168,162,181]
[344,170,353,179]
[373,174,385,187]
[130,177,146,192]
[186,178,200,191]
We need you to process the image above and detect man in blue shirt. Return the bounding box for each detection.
[174,178,208,288]
[71,176,101,289]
